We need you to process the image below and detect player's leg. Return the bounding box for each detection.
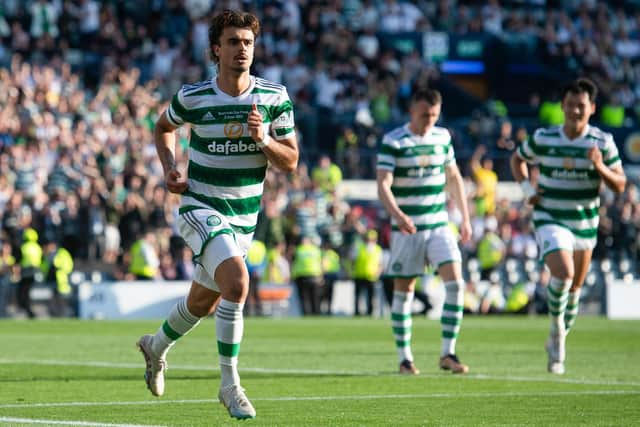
[437,261,468,374]
[393,276,419,374]
[539,226,576,374]
[137,276,215,397]
[564,249,592,335]
[387,231,422,374]
[429,227,468,373]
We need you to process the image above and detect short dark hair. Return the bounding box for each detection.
[410,88,442,106]
[208,10,260,63]
[561,78,598,103]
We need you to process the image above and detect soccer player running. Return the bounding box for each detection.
[377,88,472,375]
[136,10,298,418]
[510,78,626,375]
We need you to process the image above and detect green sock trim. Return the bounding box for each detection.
[392,326,411,334]
[217,341,241,357]
[442,331,458,339]
[443,303,463,312]
[391,313,411,321]
[395,339,410,347]
[162,321,181,341]
[440,317,461,326]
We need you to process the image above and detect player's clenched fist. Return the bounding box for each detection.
[247,103,264,143]
[165,168,188,194]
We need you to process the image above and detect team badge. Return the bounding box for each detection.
[392,262,402,272]
[224,121,244,139]
[562,157,575,170]
[206,215,222,227]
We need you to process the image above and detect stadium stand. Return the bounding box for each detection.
[1,0,639,317]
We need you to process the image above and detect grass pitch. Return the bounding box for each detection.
[0,315,639,426]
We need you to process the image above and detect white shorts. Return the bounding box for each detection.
[535,224,596,259]
[178,209,252,291]
[385,226,461,278]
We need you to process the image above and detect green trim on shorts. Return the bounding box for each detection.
[192,229,235,261]
[541,247,573,261]
[382,274,420,279]
[437,259,459,268]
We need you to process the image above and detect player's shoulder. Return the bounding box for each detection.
[383,124,410,141]
[179,79,215,97]
[430,125,451,140]
[585,125,614,145]
[254,76,287,94]
[533,125,562,139]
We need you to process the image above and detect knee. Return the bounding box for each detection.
[222,274,250,302]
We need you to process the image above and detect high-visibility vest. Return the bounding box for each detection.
[291,243,322,279]
[130,240,156,279]
[352,241,382,282]
[42,247,74,295]
[322,248,340,275]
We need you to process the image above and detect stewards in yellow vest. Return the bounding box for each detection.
[246,240,267,316]
[41,238,74,317]
[291,235,323,315]
[352,230,383,316]
[477,218,505,282]
[18,228,42,318]
[321,240,341,315]
[0,240,17,317]
[129,232,160,280]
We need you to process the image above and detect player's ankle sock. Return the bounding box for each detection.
[547,276,571,337]
[152,297,201,359]
[391,291,414,362]
[216,299,244,388]
[441,280,464,356]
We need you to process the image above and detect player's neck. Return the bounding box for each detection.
[562,122,587,140]
[408,123,431,136]
[216,71,251,97]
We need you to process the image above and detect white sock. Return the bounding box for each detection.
[391,291,414,363]
[547,276,572,337]
[216,299,244,388]
[441,280,464,356]
[152,298,201,359]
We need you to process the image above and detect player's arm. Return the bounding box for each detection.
[510,151,539,205]
[155,111,188,194]
[376,169,416,235]
[445,163,471,243]
[587,147,626,193]
[247,104,298,172]
[470,144,486,173]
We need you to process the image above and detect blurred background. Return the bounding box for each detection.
[1,0,639,320]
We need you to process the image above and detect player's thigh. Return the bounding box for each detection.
[386,231,427,278]
[537,225,575,279]
[427,226,462,281]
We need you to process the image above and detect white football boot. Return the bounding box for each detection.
[136,334,166,396]
[219,384,256,419]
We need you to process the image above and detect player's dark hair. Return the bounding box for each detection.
[209,10,260,63]
[561,78,598,103]
[410,88,442,107]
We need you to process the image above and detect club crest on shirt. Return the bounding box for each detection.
[206,215,222,227]
[392,262,402,272]
[562,157,575,170]
[224,121,244,139]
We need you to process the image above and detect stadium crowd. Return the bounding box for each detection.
[1,0,640,317]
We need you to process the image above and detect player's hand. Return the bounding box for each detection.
[587,146,603,168]
[527,187,544,206]
[165,168,188,194]
[459,220,472,244]
[247,103,264,143]
[396,213,417,235]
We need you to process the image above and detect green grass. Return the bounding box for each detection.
[1,316,639,426]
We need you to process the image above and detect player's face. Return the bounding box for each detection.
[213,27,255,73]
[410,100,441,134]
[561,91,595,131]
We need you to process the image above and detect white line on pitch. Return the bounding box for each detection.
[1,358,639,387]
[0,416,166,427]
[0,390,639,410]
